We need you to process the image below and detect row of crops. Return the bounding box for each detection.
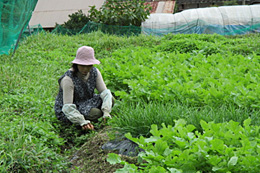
[0,31,260,172]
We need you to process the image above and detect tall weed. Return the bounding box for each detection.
[110,100,259,138]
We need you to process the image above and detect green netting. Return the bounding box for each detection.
[22,24,45,38]
[80,21,141,36]
[52,21,141,36]
[0,0,38,55]
[51,24,81,36]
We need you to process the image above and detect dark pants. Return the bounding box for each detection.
[87,97,115,121]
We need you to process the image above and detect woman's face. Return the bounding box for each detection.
[77,64,93,75]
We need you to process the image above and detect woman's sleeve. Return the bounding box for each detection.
[60,76,74,104]
[100,89,113,118]
[96,68,107,93]
[96,68,113,118]
[60,76,90,126]
[62,104,90,126]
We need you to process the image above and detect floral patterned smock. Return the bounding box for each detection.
[54,67,102,124]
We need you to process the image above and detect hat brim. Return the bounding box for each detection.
[71,59,100,65]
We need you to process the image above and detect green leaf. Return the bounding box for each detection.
[168,168,183,173]
[150,124,160,137]
[174,119,187,127]
[145,136,160,143]
[148,166,167,173]
[243,118,252,128]
[115,163,138,173]
[125,133,139,144]
[210,139,225,154]
[154,140,169,155]
[107,153,122,165]
[186,124,196,132]
[187,132,195,141]
[208,155,222,166]
[174,137,187,149]
[163,148,173,156]
[212,166,223,171]
[228,156,238,167]
[200,120,209,131]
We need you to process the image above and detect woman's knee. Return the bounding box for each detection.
[88,108,103,121]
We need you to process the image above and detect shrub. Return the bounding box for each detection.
[88,0,151,26]
[62,10,90,31]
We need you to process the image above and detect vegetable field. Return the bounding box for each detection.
[1,32,260,172]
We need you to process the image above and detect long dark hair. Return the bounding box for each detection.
[71,64,78,76]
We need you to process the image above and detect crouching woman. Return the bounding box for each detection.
[54,46,113,130]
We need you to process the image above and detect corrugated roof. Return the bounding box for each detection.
[145,1,175,14]
[29,0,105,28]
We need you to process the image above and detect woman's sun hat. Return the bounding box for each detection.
[72,46,100,65]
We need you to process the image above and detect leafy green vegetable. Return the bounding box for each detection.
[111,119,260,172]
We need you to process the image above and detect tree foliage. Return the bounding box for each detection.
[88,0,151,26]
[223,0,238,5]
[62,10,90,30]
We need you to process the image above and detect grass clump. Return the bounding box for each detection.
[110,100,260,138]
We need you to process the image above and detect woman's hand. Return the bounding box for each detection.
[103,115,112,124]
[82,123,94,130]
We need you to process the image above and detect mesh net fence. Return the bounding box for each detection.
[22,24,44,38]
[79,21,141,36]
[51,21,141,36]
[0,0,38,55]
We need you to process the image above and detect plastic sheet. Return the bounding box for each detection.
[102,139,144,156]
[142,5,260,36]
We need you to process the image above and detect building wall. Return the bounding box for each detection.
[29,0,105,28]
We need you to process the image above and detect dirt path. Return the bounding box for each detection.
[69,127,124,173]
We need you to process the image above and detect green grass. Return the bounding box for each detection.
[0,31,161,172]
[1,31,260,171]
[0,115,68,172]
[111,100,260,138]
